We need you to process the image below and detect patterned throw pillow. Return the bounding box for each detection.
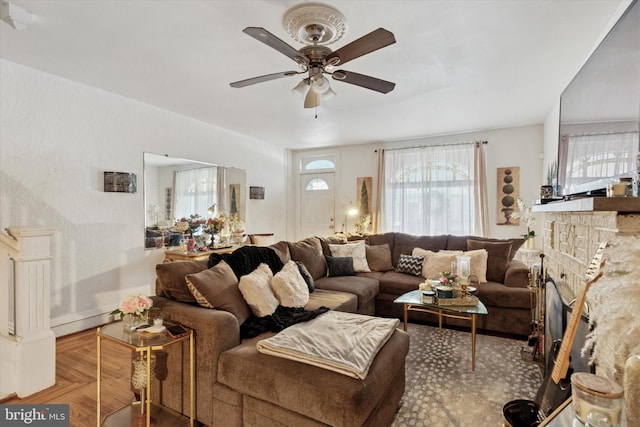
[396,254,425,277]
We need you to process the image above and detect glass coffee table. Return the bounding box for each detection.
[394,289,488,370]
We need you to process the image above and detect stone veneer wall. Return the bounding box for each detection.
[540,210,640,384]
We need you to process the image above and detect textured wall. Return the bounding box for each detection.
[0,60,287,335]
[541,210,640,385]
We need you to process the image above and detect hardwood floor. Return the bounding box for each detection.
[2,328,135,427]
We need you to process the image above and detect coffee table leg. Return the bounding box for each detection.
[403,304,408,331]
[438,310,443,338]
[471,314,476,371]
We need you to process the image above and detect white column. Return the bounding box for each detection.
[0,226,55,398]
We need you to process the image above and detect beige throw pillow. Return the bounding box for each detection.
[185,260,251,325]
[412,248,463,279]
[463,249,488,283]
[238,263,279,317]
[365,244,393,272]
[271,260,310,308]
[328,240,371,272]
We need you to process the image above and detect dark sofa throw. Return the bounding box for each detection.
[241,306,330,339]
[208,245,284,279]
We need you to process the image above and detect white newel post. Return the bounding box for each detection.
[0,226,56,398]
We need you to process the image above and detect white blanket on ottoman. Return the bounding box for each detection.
[256,310,400,379]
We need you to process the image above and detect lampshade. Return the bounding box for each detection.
[291,79,309,96]
[311,76,330,94]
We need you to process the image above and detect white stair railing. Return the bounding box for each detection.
[0,226,56,398]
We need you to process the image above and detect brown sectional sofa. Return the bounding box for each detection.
[150,232,528,427]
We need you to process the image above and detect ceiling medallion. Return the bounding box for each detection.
[283,3,347,45]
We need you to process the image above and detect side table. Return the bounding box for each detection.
[96,322,194,427]
[164,246,237,262]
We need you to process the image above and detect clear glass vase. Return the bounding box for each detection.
[123,313,148,331]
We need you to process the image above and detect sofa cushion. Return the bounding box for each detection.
[270,240,291,263]
[314,275,379,313]
[476,281,531,309]
[326,256,356,277]
[320,234,348,256]
[365,232,395,251]
[377,271,424,295]
[238,263,279,317]
[185,260,251,324]
[288,237,327,280]
[219,329,409,427]
[446,235,524,260]
[391,233,448,266]
[329,240,371,272]
[271,260,309,308]
[155,260,208,304]
[412,248,462,279]
[395,254,424,277]
[365,244,393,272]
[304,288,358,312]
[467,239,512,283]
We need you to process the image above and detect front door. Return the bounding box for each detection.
[299,173,335,238]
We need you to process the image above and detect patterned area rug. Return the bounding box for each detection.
[391,323,542,427]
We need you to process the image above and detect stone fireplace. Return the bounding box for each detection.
[534,198,640,421]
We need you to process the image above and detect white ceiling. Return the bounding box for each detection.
[0,0,629,149]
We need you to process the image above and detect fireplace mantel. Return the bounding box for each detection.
[532,197,640,213]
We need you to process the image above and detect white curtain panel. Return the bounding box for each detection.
[173,166,218,220]
[382,142,482,235]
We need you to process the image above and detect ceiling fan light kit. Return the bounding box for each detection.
[230,2,396,111]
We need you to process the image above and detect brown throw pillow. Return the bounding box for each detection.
[155,260,208,303]
[467,239,513,283]
[365,244,393,272]
[287,237,327,280]
[185,261,251,324]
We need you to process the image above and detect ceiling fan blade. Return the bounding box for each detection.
[332,70,396,94]
[230,71,299,88]
[304,89,320,109]
[326,28,395,66]
[243,27,309,65]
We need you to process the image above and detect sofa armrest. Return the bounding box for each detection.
[503,260,530,288]
[150,296,241,421]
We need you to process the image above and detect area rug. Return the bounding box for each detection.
[391,323,542,427]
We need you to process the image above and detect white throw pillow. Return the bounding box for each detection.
[238,263,279,317]
[271,260,310,308]
[328,240,371,272]
[412,248,463,279]
[463,249,488,283]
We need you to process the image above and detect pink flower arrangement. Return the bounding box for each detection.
[111,294,153,319]
[439,271,459,286]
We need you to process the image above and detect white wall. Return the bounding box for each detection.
[294,124,544,240]
[0,59,287,335]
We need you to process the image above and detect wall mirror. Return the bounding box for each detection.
[557,0,640,197]
[143,152,247,249]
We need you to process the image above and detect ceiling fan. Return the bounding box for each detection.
[229,4,396,109]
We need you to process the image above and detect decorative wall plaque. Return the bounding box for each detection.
[104,171,137,193]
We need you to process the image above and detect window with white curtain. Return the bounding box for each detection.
[173,167,218,220]
[560,132,638,191]
[382,144,476,235]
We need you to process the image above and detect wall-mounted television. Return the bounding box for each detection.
[557,0,640,198]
